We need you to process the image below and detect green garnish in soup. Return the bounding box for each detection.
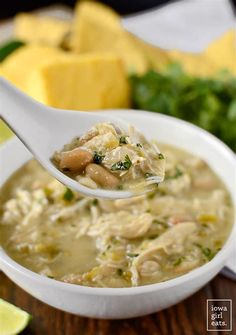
[52,122,165,192]
[110,154,132,171]
[0,144,233,287]
[63,187,74,202]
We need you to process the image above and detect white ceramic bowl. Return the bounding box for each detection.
[0,110,235,319]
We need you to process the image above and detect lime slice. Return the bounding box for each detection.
[0,121,13,144]
[0,299,31,335]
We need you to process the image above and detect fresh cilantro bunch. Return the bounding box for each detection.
[130,64,236,151]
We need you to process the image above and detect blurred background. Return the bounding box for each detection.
[0,0,235,150]
[0,0,191,18]
[0,0,235,18]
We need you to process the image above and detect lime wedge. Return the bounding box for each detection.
[0,299,31,335]
[0,120,13,144]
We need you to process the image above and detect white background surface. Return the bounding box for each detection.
[1,0,235,52]
[123,0,236,52]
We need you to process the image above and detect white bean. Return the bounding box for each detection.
[85,164,120,189]
[59,148,93,173]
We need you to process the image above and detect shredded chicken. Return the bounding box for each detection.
[0,142,233,288]
[88,211,153,239]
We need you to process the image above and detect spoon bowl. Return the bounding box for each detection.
[0,77,132,199]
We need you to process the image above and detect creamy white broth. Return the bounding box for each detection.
[0,144,233,287]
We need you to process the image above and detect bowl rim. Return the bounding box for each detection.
[0,109,236,296]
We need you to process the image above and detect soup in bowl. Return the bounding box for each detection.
[0,110,235,318]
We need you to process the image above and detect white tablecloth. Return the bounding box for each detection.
[123,0,236,52]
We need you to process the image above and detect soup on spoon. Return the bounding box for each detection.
[52,122,165,192]
[0,78,164,199]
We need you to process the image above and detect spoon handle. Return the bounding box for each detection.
[0,77,52,150]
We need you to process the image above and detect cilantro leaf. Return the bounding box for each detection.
[130,65,236,152]
[93,151,105,164]
[63,188,74,202]
[111,154,132,171]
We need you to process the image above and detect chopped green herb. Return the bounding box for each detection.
[158,153,165,160]
[195,244,215,260]
[202,247,214,260]
[147,191,156,199]
[44,187,52,197]
[92,199,98,206]
[130,65,236,152]
[166,167,183,180]
[111,161,124,171]
[136,143,143,148]
[63,188,74,202]
[111,154,132,171]
[93,151,105,164]
[127,253,139,258]
[174,167,183,178]
[102,245,111,256]
[47,275,55,279]
[0,40,25,62]
[124,154,132,168]
[173,257,184,266]
[119,136,128,144]
[117,268,123,276]
[148,235,159,240]
[117,184,123,190]
[152,219,168,228]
